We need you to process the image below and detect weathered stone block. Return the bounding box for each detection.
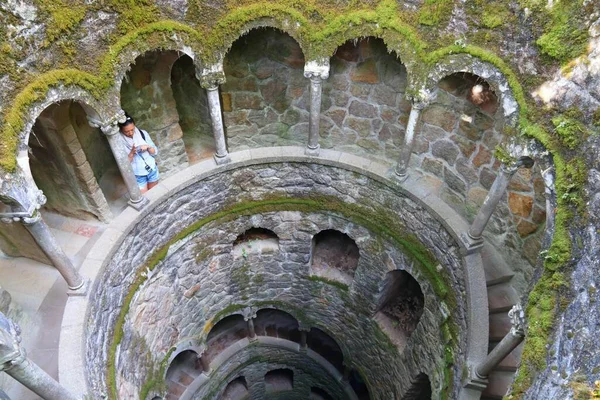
[479,168,496,189]
[421,158,444,177]
[371,85,398,107]
[508,192,533,217]
[344,117,371,137]
[451,134,476,158]
[467,187,489,207]
[517,219,538,237]
[324,109,346,127]
[348,100,377,118]
[456,158,479,184]
[221,92,232,112]
[444,167,467,195]
[421,105,457,133]
[261,80,287,104]
[235,93,263,110]
[472,145,492,168]
[350,59,379,83]
[431,140,459,165]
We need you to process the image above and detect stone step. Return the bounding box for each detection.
[487,283,519,313]
[489,311,511,342]
[481,244,514,286]
[488,341,524,371]
[482,370,515,399]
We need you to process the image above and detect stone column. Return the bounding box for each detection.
[100,124,148,210]
[299,330,308,349]
[0,312,79,400]
[243,307,257,340]
[247,318,256,339]
[476,304,525,378]
[467,156,534,241]
[395,101,427,179]
[303,61,330,156]
[200,354,211,374]
[21,213,85,292]
[199,66,230,165]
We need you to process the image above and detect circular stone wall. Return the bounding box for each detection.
[85,161,470,399]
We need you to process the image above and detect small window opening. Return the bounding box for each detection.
[165,350,202,398]
[264,369,294,393]
[349,370,370,400]
[310,229,359,284]
[375,270,424,349]
[401,373,432,400]
[220,376,249,400]
[310,387,334,400]
[232,227,279,258]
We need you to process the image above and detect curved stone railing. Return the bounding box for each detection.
[58,146,488,399]
[179,336,358,400]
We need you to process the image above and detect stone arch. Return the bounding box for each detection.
[320,35,410,163]
[375,270,425,349]
[308,327,345,373]
[264,368,294,393]
[253,308,301,342]
[24,99,115,222]
[349,369,371,400]
[311,386,334,400]
[120,50,191,176]
[422,54,520,125]
[170,54,216,165]
[204,313,248,364]
[232,227,280,258]
[220,376,248,400]
[221,26,309,150]
[164,349,203,400]
[214,13,308,62]
[310,229,360,284]
[401,373,432,400]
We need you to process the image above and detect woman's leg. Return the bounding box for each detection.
[147,181,159,190]
[136,174,149,193]
[146,168,160,191]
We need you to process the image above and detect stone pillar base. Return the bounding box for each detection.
[394,170,409,182]
[460,233,484,255]
[128,196,149,210]
[464,366,489,391]
[305,146,320,156]
[214,154,231,165]
[67,279,89,297]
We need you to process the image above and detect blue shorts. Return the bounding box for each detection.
[136,167,159,187]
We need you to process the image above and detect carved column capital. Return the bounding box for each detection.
[304,60,330,81]
[242,306,257,321]
[508,303,526,337]
[197,63,226,90]
[21,211,42,226]
[0,312,25,372]
[87,109,127,136]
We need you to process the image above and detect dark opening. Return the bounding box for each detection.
[401,373,432,400]
[311,229,360,282]
[308,327,344,373]
[165,350,202,398]
[232,227,280,258]
[376,270,425,343]
[310,387,334,400]
[220,376,249,400]
[254,308,301,343]
[264,368,294,393]
[349,369,370,400]
[439,72,498,114]
[205,314,247,363]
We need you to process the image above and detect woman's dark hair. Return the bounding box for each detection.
[118,114,135,128]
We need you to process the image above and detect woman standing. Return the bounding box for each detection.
[118,114,160,193]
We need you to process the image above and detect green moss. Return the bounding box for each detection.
[552,115,587,150]
[35,0,88,44]
[305,275,349,291]
[417,0,455,27]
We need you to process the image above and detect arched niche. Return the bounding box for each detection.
[220,376,249,400]
[204,314,248,364]
[401,373,432,400]
[415,71,547,273]
[307,327,344,373]
[374,270,424,349]
[232,227,279,258]
[253,308,301,343]
[310,387,334,400]
[120,50,190,176]
[222,27,309,150]
[165,349,202,399]
[27,100,115,221]
[264,368,294,393]
[349,369,370,400]
[171,54,216,164]
[310,229,359,285]
[321,36,409,163]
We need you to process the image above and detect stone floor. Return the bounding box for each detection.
[0,209,116,399]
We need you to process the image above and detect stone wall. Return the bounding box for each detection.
[222,29,310,149]
[171,55,216,164]
[86,162,467,400]
[412,74,546,292]
[120,50,190,176]
[192,343,350,399]
[320,38,409,164]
